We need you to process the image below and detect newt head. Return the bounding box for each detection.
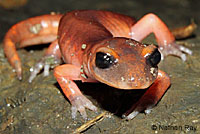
[85,37,161,89]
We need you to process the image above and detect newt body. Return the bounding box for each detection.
[4,10,192,119]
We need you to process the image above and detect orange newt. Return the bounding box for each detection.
[3,10,192,120]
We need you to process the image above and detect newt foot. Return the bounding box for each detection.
[29,55,61,83]
[159,42,192,61]
[122,106,153,120]
[70,95,97,120]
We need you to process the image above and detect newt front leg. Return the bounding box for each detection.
[123,70,170,120]
[54,64,97,119]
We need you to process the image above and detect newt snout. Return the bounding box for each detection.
[86,38,161,89]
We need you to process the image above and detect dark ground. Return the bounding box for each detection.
[0,0,199,134]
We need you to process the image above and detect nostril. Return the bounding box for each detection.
[146,49,161,67]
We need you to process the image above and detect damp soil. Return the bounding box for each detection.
[0,0,199,134]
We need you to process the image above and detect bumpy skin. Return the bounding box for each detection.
[4,10,192,119]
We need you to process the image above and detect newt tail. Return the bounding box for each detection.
[3,14,62,80]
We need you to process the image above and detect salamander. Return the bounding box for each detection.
[3,10,192,119]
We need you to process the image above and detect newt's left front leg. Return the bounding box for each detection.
[130,13,192,61]
[123,70,170,120]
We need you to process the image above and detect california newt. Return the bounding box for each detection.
[3,10,192,120]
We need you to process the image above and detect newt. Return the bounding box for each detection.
[3,10,192,119]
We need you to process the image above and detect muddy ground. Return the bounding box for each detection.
[0,0,199,134]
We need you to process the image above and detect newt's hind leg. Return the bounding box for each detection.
[3,14,62,80]
[29,40,62,83]
[130,13,192,61]
[123,70,170,120]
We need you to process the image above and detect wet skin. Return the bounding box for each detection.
[3,10,192,119]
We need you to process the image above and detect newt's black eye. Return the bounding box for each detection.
[146,49,161,67]
[95,52,116,69]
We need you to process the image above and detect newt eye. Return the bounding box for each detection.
[95,52,117,69]
[146,49,161,67]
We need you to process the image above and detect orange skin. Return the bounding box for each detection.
[3,10,192,119]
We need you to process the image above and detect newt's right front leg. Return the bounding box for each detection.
[54,64,97,119]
